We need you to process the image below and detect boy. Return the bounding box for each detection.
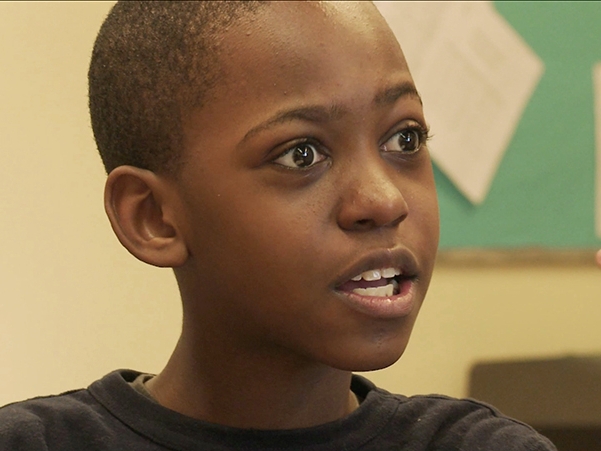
[0,2,556,450]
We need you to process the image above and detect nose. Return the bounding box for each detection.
[336,158,409,232]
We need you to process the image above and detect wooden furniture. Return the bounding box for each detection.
[468,355,601,450]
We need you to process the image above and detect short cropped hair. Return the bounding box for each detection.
[89,1,264,175]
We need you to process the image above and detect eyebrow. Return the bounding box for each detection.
[242,81,422,142]
[242,104,345,142]
[374,82,422,107]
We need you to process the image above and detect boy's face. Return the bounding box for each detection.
[172,2,439,372]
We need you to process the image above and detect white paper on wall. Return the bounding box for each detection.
[375,1,544,205]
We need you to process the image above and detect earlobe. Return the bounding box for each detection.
[104,166,189,268]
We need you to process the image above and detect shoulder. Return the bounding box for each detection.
[0,387,90,450]
[402,394,556,450]
[353,375,557,451]
[0,370,143,451]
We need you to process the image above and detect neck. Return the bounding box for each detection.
[145,331,359,430]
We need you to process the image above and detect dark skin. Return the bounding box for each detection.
[104,2,439,430]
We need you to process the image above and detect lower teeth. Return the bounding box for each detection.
[352,284,394,297]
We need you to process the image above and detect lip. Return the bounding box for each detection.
[332,247,420,319]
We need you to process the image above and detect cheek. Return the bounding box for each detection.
[406,168,440,266]
[184,182,332,291]
[419,189,440,246]
[185,195,338,342]
[412,159,440,235]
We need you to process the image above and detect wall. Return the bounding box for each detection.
[1,2,600,407]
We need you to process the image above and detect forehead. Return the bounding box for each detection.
[212,1,410,98]
[236,1,400,52]
[181,1,416,152]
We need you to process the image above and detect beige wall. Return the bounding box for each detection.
[1,2,600,407]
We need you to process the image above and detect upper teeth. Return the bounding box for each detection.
[351,267,401,281]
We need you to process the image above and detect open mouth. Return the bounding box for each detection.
[337,267,410,298]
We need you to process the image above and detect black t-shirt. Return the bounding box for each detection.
[0,369,556,450]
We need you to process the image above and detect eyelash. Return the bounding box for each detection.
[380,123,431,156]
[272,139,328,170]
[271,122,431,170]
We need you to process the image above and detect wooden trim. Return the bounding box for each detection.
[435,248,598,267]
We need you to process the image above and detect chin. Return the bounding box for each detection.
[351,351,406,373]
[327,338,410,373]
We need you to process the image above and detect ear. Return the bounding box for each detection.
[104,166,189,268]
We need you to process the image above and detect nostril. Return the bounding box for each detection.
[355,218,373,229]
[388,213,406,228]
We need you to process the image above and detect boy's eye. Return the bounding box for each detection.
[273,142,327,169]
[380,125,429,155]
